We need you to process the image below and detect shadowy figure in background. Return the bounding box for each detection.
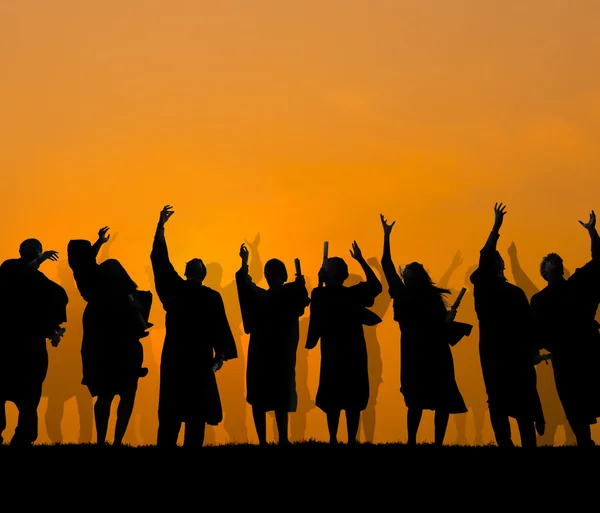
[292,276,315,442]
[236,244,310,445]
[436,251,482,445]
[306,242,383,444]
[68,227,152,446]
[380,215,471,446]
[507,241,577,446]
[470,203,545,448]
[360,257,391,443]
[151,206,237,447]
[203,234,262,444]
[0,240,68,446]
[42,259,93,444]
[450,264,489,445]
[530,210,600,447]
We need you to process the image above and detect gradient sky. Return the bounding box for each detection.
[2,1,600,445]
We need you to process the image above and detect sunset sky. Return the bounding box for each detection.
[2,1,600,445]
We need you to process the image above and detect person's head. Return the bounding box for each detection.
[99,258,137,292]
[185,258,207,282]
[264,258,287,289]
[401,262,435,291]
[540,253,564,283]
[19,238,42,262]
[203,262,223,288]
[324,257,349,286]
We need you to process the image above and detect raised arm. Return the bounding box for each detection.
[235,243,261,335]
[91,227,111,258]
[380,214,404,295]
[27,250,59,270]
[244,233,263,284]
[579,210,599,260]
[438,250,463,290]
[507,241,539,300]
[150,205,181,305]
[350,241,383,297]
[67,228,110,300]
[482,203,506,255]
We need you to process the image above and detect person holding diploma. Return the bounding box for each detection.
[235,247,310,446]
[306,241,383,444]
[470,203,545,448]
[529,210,600,447]
[379,214,471,446]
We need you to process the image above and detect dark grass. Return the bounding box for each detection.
[1,440,596,510]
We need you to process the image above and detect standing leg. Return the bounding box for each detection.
[11,386,43,447]
[45,395,65,444]
[454,412,468,445]
[94,394,115,445]
[407,408,423,446]
[114,382,139,446]
[516,417,537,448]
[183,418,206,448]
[325,410,341,444]
[157,416,182,447]
[274,410,290,445]
[252,406,268,446]
[569,418,594,447]
[75,387,94,444]
[362,404,376,443]
[488,406,514,447]
[434,411,450,446]
[346,410,361,445]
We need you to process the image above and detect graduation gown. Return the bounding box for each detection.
[0,258,68,399]
[306,281,382,413]
[151,229,237,425]
[530,242,600,425]
[388,280,470,414]
[470,235,544,423]
[67,240,150,397]
[236,264,310,412]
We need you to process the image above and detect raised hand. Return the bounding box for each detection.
[349,241,363,261]
[578,210,596,231]
[380,214,396,235]
[367,256,382,271]
[239,243,249,263]
[451,250,463,269]
[507,241,517,257]
[98,226,110,244]
[159,205,174,226]
[244,233,260,249]
[40,250,59,263]
[493,202,507,227]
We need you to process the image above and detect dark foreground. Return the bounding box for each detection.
[0,441,597,505]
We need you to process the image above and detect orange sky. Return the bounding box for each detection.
[2,1,600,445]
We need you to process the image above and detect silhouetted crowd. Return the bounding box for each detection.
[1,203,599,448]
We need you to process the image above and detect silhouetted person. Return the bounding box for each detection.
[0,240,68,446]
[203,235,262,444]
[236,244,310,445]
[380,215,471,446]
[470,203,545,448]
[306,242,383,444]
[292,276,315,442]
[507,241,577,446]
[151,206,237,447]
[68,227,152,446]
[360,257,391,443]
[42,260,93,444]
[530,210,600,447]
